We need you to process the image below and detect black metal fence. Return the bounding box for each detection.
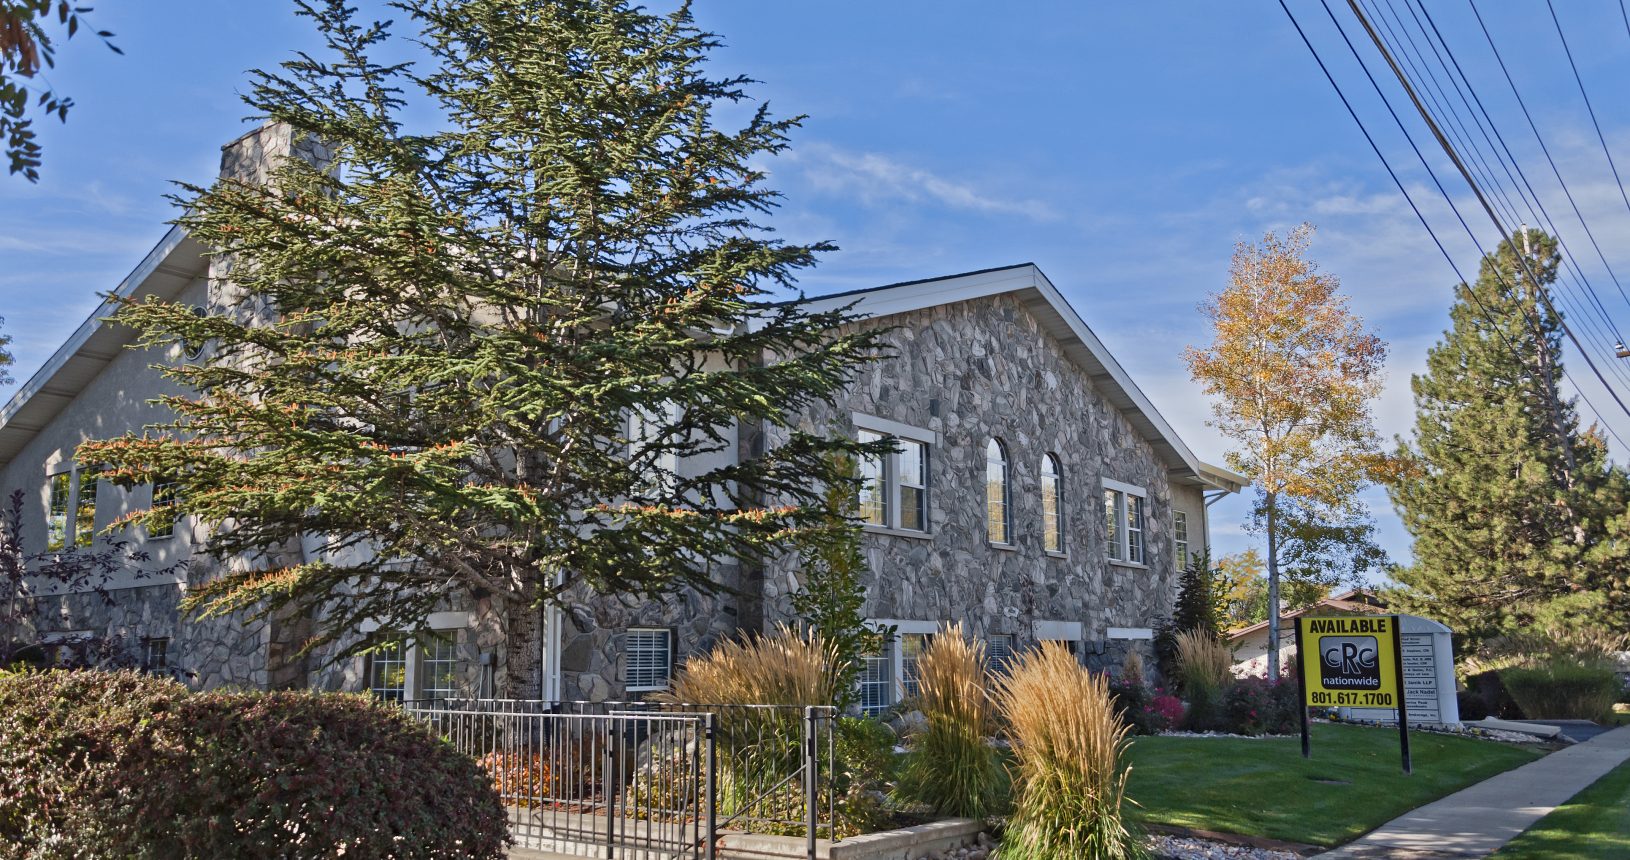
[402,699,839,859]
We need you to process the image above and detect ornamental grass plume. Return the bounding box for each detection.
[893,623,1006,819]
[657,623,842,710]
[1175,629,1234,731]
[994,642,1144,860]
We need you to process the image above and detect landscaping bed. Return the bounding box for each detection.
[1493,759,1630,859]
[1124,722,1542,847]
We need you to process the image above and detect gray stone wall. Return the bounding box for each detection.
[761,293,1185,662]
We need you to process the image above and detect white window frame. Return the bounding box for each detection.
[624,627,674,692]
[857,644,894,717]
[986,438,1012,546]
[360,611,472,701]
[1041,454,1064,555]
[868,619,939,707]
[853,413,935,536]
[1102,479,1149,568]
[46,469,71,552]
[141,637,170,672]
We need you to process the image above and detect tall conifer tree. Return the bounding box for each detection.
[79,0,888,688]
[1389,229,1630,644]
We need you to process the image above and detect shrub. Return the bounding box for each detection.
[0,669,508,859]
[1175,629,1233,731]
[1107,676,1180,736]
[1500,663,1621,721]
[894,624,1006,819]
[1456,689,1490,722]
[1221,676,1299,736]
[994,643,1143,860]
[654,625,885,836]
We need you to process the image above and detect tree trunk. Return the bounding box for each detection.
[1265,491,1282,680]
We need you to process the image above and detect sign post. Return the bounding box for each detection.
[1295,614,1411,774]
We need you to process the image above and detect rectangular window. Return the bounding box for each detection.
[368,637,408,702]
[73,467,100,548]
[1174,511,1189,570]
[418,633,459,702]
[1126,496,1145,564]
[900,633,930,700]
[626,628,673,691]
[47,472,70,552]
[1104,490,1121,561]
[149,480,179,539]
[142,638,169,672]
[1104,482,1149,565]
[857,429,888,526]
[854,417,933,534]
[897,438,927,532]
[858,646,892,716]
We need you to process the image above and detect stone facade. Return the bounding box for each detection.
[758,293,1183,672]
[1,125,1235,704]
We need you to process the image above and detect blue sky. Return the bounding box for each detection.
[8,1,1630,574]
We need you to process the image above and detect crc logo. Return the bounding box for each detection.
[1318,636,1381,690]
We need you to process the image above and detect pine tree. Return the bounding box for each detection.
[78,0,888,686]
[1389,229,1630,646]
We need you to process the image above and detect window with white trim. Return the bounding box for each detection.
[1041,454,1063,553]
[857,429,888,526]
[46,471,70,552]
[368,637,408,702]
[986,439,1010,544]
[853,416,932,534]
[625,628,673,692]
[1174,511,1189,570]
[149,480,179,539]
[73,467,100,548]
[419,633,459,701]
[858,646,892,716]
[1103,481,1148,565]
[900,633,930,700]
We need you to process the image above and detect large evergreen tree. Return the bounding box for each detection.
[1389,229,1630,645]
[79,0,887,685]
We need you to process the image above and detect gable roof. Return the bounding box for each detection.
[1225,588,1389,641]
[791,263,1241,492]
[0,227,208,468]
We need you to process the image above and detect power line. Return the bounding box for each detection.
[1545,0,1630,235]
[1464,0,1630,320]
[1273,0,1630,452]
[1334,0,1630,434]
[1371,0,1630,393]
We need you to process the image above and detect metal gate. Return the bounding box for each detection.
[405,699,837,859]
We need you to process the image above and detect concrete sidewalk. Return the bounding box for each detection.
[1317,724,1630,858]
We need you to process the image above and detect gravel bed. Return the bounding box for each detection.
[1148,833,1304,859]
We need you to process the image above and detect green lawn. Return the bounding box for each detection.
[1124,723,1542,847]
[1495,760,1630,859]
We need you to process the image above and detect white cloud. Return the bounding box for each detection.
[779,142,1060,221]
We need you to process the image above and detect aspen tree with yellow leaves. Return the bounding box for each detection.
[1185,224,1391,677]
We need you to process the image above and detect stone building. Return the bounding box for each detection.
[0,124,1242,705]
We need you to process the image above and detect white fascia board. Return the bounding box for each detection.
[0,226,194,428]
[870,618,940,635]
[1107,626,1155,640]
[781,264,1209,485]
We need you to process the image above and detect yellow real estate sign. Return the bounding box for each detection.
[1296,615,1402,709]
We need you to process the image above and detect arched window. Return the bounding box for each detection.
[1041,454,1063,553]
[986,438,1010,544]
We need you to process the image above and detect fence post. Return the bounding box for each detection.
[704,712,717,860]
[804,707,818,860]
[605,718,616,860]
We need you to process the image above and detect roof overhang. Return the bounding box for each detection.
[788,263,1235,491]
[0,226,208,468]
